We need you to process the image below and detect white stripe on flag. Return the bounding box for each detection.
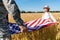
[27,19,37,27]
[30,18,41,27]
[37,19,45,26]
[42,19,52,25]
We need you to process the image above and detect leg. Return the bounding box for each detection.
[0,29,12,40]
[3,34,12,40]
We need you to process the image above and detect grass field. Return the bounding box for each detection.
[8,13,60,40]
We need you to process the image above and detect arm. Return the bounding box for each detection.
[2,0,24,26]
[49,13,57,22]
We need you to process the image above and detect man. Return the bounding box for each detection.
[0,0,27,40]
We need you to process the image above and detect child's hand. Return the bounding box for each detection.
[19,26,27,33]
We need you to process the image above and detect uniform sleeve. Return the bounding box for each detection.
[2,0,24,26]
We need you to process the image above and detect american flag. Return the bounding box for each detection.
[8,18,57,34]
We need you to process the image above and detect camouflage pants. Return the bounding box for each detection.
[0,31,11,40]
[0,26,12,40]
[0,37,11,40]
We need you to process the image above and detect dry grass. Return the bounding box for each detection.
[8,13,60,40]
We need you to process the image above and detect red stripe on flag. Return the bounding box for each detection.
[31,18,41,27]
[34,18,42,26]
[29,19,39,26]
[39,19,46,25]
[37,19,44,26]
[42,19,52,24]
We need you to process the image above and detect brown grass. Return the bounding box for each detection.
[8,13,60,40]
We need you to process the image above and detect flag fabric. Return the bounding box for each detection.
[8,18,57,34]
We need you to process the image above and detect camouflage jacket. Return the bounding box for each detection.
[0,0,24,27]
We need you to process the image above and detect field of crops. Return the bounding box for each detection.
[8,13,60,40]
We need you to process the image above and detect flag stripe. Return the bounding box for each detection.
[28,19,39,26]
[30,18,41,27]
[8,18,57,34]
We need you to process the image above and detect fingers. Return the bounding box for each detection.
[20,26,28,33]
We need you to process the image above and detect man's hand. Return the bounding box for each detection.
[19,26,27,33]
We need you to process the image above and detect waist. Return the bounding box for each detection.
[0,19,8,26]
[0,4,4,6]
[42,16,50,19]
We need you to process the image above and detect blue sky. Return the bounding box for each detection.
[15,0,60,12]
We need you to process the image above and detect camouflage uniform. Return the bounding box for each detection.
[0,0,24,40]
